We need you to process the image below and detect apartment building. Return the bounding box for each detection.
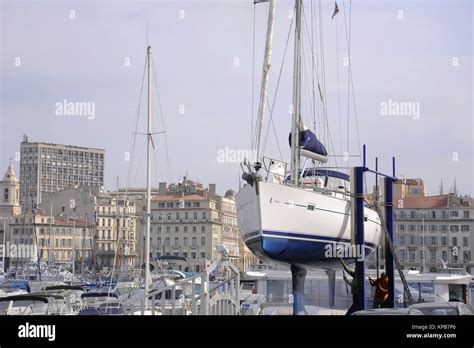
[8,213,93,267]
[394,194,474,272]
[38,188,138,269]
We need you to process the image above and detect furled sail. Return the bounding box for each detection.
[288,121,328,157]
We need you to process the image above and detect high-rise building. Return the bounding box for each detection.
[19,134,105,207]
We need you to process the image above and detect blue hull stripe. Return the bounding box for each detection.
[261,230,377,249]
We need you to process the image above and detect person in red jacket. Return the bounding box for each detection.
[369,273,389,308]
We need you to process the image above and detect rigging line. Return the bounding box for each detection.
[301,4,339,170]
[251,4,256,152]
[342,0,351,157]
[335,15,343,156]
[151,59,173,183]
[342,0,361,158]
[261,14,294,159]
[264,96,284,161]
[310,0,315,133]
[122,55,147,208]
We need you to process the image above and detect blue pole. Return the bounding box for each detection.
[355,166,366,311]
[385,176,395,308]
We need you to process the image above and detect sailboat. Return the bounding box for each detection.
[236,1,382,271]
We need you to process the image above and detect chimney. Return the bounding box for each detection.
[209,184,216,199]
[158,182,167,195]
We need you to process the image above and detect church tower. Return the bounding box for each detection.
[0,161,21,216]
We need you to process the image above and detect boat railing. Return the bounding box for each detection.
[127,258,240,315]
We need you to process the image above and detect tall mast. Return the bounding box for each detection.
[145,46,152,302]
[291,0,302,186]
[255,0,276,164]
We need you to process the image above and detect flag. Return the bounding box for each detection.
[331,2,339,19]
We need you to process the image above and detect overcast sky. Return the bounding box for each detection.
[1,0,472,196]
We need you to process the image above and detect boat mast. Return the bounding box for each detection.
[255,0,276,165]
[291,0,302,186]
[145,46,152,302]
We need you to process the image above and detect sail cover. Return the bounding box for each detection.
[288,129,328,157]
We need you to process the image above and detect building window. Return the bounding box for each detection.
[440,225,447,232]
[463,237,468,247]
[463,211,470,219]
[201,237,205,246]
[410,211,416,219]
[463,251,471,262]
[449,225,459,232]
[450,211,459,218]
[409,250,416,262]
[174,237,179,247]
[167,203,173,208]
[201,226,205,232]
[409,225,415,232]
[185,212,189,220]
[167,213,171,221]
[452,237,457,246]
[399,224,405,232]
[202,212,206,220]
[183,237,188,246]
[409,236,415,245]
[441,237,447,246]
[201,252,206,259]
[429,237,436,246]
[192,237,197,247]
[4,188,8,200]
[461,225,470,232]
[175,226,179,232]
[184,226,188,232]
[430,225,437,232]
[176,212,180,220]
[165,237,170,246]
[399,236,405,245]
[442,250,447,261]
[193,212,197,220]
[193,226,197,232]
[166,226,170,232]
[193,202,200,208]
[429,249,436,261]
[400,211,406,219]
[431,211,436,219]
[399,250,405,261]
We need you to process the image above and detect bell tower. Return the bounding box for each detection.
[0,161,21,216]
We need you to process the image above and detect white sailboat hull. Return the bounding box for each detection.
[236,181,382,268]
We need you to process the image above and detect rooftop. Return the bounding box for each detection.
[151,194,209,202]
[397,194,474,209]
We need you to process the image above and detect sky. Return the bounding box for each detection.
[1,0,472,196]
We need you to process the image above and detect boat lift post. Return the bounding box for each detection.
[350,145,397,310]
